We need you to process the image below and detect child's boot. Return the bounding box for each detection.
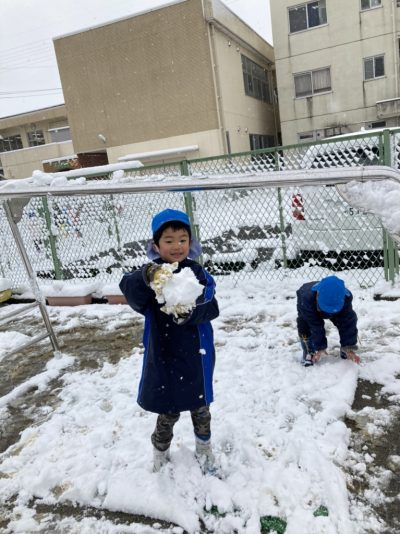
[153,447,170,472]
[300,336,313,367]
[195,437,216,474]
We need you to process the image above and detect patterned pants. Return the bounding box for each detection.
[151,405,211,452]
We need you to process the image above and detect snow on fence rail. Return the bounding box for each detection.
[0,163,399,294]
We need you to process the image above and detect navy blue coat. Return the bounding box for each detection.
[296,281,358,352]
[120,258,219,414]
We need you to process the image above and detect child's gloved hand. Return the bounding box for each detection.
[144,263,164,284]
[340,347,361,364]
[144,262,178,301]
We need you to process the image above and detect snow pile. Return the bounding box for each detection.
[150,263,203,317]
[0,278,12,291]
[0,276,399,532]
[39,280,99,297]
[341,180,400,236]
[0,331,31,363]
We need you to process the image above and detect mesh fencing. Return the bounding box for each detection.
[1,128,399,291]
[0,184,385,290]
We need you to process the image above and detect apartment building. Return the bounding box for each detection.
[0,105,74,179]
[53,0,278,164]
[270,0,400,145]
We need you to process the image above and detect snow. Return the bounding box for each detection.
[0,278,11,291]
[149,263,204,317]
[341,180,400,237]
[39,280,99,297]
[0,273,399,533]
[118,145,199,162]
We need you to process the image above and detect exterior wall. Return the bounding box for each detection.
[54,0,277,158]
[211,25,277,152]
[1,141,74,179]
[107,129,222,164]
[0,105,71,179]
[54,0,220,154]
[271,0,400,145]
[0,105,68,132]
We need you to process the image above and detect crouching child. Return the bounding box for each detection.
[296,275,360,367]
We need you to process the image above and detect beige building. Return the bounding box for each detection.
[270,0,400,145]
[0,105,74,179]
[53,0,278,164]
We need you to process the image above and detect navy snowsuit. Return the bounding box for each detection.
[120,258,219,414]
[296,281,358,353]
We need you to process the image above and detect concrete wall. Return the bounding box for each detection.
[54,0,219,154]
[1,141,74,179]
[211,24,277,152]
[54,0,277,158]
[0,105,71,179]
[271,0,400,144]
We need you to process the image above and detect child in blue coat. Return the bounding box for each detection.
[296,275,360,367]
[120,209,219,472]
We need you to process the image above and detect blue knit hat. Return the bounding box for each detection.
[151,209,190,234]
[147,208,202,259]
[312,275,350,314]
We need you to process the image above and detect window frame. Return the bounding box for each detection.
[249,134,275,151]
[27,129,45,147]
[293,67,332,98]
[363,54,385,81]
[0,134,23,153]
[241,54,271,103]
[360,0,382,11]
[288,1,327,34]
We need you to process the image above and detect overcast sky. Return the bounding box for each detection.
[0,0,272,119]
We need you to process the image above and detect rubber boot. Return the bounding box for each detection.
[300,337,313,367]
[195,437,216,474]
[153,447,170,472]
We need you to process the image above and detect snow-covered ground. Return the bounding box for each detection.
[0,270,399,533]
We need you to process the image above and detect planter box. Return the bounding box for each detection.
[47,295,93,306]
[106,294,127,305]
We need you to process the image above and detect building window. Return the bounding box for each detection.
[361,0,381,10]
[48,126,71,143]
[0,134,23,152]
[289,1,327,33]
[241,55,271,103]
[298,131,316,142]
[364,55,384,80]
[27,129,45,147]
[249,134,275,150]
[369,121,386,128]
[294,67,331,97]
[324,126,344,137]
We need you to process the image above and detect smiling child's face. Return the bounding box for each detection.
[154,226,191,263]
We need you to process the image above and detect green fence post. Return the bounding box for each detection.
[382,129,399,282]
[180,160,203,265]
[41,197,63,280]
[108,194,122,249]
[275,149,288,268]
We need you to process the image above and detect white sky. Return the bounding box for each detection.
[0,0,272,119]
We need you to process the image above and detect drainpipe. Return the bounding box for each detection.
[202,0,228,154]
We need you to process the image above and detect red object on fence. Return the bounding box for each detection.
[291,193,305,220]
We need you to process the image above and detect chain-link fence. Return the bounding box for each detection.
[1,129,399,291]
